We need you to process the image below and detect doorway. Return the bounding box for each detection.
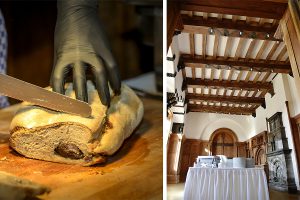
[209,128,238,158]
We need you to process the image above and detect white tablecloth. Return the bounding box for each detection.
[184,168,269,200]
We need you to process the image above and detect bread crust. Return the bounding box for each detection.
[9,83,144,166]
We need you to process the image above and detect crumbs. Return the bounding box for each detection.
[0,156,7,161]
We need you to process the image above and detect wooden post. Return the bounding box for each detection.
[281,5,300,98]
[285,101,300,182]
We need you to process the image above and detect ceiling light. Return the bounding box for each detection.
[250,68,253,71]
[209,28,214,35]
[271,69,274,73]
[239,31,243,36]
[266,33,270,39]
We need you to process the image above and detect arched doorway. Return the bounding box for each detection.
[209,128,238,158]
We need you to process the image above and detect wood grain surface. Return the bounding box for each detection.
[0,98,162,200]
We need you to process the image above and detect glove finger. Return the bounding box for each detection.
[101,52,121,95]
[51,60,71,95]
[73,61,88,102]
[89,58,110,107]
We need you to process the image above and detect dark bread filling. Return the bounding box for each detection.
[54,142,84,159]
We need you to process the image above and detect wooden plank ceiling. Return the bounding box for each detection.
[176,1,291,116]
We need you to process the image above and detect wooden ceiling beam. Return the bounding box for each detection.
[245,39,257,60]
[272,19,278,27]
[202,34,207,58]
[186,78,274,91]
[186,94,265,104]
[188,104,255,115]
[179,1,287,20]
[183,25,281,41]
[255,40,269,59]
[201,68,205,79]
[213,34,220,58]
[230,89,235,97]
[210,68,215,80]
[182,54,291,73]
[251,90,259,98]
[189,33,195,56]
[259,18,266,26]
[261,72,272,82]
[237,89,243,97]
[234,38,246,60]
[266,42,280,60]
[253,72,262,83]
[182,15,277,34]
[192,67,196,93]
[227,69,235,80]
[232,15,237,23]
[245,71,253,82]
[192,67,196,79]
[224,37,233,59]
[276,46,287,61]
[167,3,183,48]
[236,71,243,82]
[219,69,224,81]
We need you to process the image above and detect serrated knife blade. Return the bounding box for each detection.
[0,74,91,117]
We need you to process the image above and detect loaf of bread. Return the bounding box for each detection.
[9,82,144,166]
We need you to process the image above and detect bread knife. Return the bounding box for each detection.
[0,74,91,117]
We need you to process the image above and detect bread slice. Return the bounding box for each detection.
[0,171,50,200]
[9,82,144,166]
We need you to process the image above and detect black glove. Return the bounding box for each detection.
[50,0,121,106]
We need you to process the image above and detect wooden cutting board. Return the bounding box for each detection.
[0,97,162,200]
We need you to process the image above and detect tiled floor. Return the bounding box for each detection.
[167,183,300,200]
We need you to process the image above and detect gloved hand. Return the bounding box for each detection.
[51,0,121,106]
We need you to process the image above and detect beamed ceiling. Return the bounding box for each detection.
[168,0,291,116]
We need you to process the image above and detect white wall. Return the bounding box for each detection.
[183,112,254,141]
[251,106,267,138]
[282,74,300,117]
